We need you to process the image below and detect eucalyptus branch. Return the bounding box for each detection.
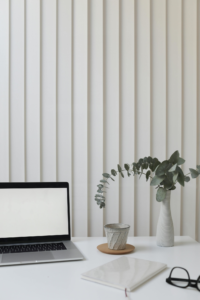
[95,151,200,208]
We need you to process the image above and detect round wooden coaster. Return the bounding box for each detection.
[97,243,135,255]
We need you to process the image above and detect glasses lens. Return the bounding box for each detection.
[197,277,200,291]
[170,268,189,287]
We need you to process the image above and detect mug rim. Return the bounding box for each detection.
[104,223,130,230]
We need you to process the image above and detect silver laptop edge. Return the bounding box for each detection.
[0,182,84,266]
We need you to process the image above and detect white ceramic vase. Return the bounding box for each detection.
[156,190,174,247]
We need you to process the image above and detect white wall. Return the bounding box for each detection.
[0,0,199,240]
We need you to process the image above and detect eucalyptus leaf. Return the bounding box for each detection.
[127,172,131,177]
[169,150,180,164]
[95,194,105,199]
[97,184,104,188]
[147,156,153,163]
[177,157,185,165]
[136,163,140,170]
[97,189,103,193]
[102,173,110,178]
[168,163,177,172]
[138,158,143,165]
[173,173,179,183]
[100,180,109,184]
[146,170,151,181]
[117,164,122,172]
[184,176,190,182]
[177,173,185,186]
[150,175,166,186]
[110,177,115,181]
[111,169,117,176]
[197,165,200,173]
[143,157,148,162]
[156,188,167,202]
[189,168,200,179]
[155,160,170,176]
[170,186,176,190]
[120,172,124,178]
[124,164,129,171]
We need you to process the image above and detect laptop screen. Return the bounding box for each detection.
[0,187,69,238]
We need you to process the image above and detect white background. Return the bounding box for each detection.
[0,188,68,237]
[0,0,199,240]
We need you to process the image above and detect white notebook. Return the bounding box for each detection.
[81,256,167,292]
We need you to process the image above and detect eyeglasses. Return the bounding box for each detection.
[166,267,200,292]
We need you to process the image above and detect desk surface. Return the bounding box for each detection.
[0,236,199,300]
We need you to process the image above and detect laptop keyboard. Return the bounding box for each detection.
[0,242,66,254]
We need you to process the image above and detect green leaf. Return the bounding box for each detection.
[150,175,166,186]
[147,156,153,163]
[124,164,129,171]
[142,162,148,170]
[100,180,109,184]
[169,150,180,164]
[155,160,170,176]
[117,164,122,172]
[184,176,190,182]
[177,157,185,165]
[161,179,173,190]
[146,170,151,181]
[97,184,103,188]
[120,172,124,178]
[173,173,179,183]
[136,163,140,170]
[102,173,110,178]
[168,163,177,172]
[170,186,176,190]
[143,157,148,162]
[177,173,185,187]
[156,188,167,202]
[110,177,115,181]
[139,168,143,179]
[97,189,103,193]
[138,158,144,165]
[189,168,200,179]
[197,165,200,172]
[111,169,117,176]
[127,172,131,177]
[95,194,105,199]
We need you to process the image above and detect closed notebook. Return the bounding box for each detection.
[81,256,167,292]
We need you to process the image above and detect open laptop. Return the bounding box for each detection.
[0,182,83,266]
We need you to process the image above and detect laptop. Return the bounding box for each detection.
[0,182,84,266]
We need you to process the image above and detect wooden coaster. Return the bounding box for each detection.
[97,243,135,255]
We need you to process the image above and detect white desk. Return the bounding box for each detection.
[0,236,199,300]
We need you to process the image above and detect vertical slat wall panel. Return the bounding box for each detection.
[197,0,200,243]
[0,0,10,182]
[182,0,197,240]
[10,0,25,182]
[151,0,167,236]
[104,0,120,225]
[57,0,72,230]
[41,0,57,182]
[120,0,135,236]
[73,0,88,237]
[167,0,182,236]
[26,0,40,182]
[135,0,151,236]
[88,0,104,236]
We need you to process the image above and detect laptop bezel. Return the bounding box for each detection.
[0,182,71,245]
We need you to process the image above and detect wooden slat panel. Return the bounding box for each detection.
[120,0,135,236]
[182,0,197,239]
[135,0,151,236]
[151,0,167,236]
[57,0,73,234]
[26,0,40,182]
[104,0,120,225]
[88,0,104,236]
[10,0,25,182]
[167,0,182,236]
[0,0,10,182]
[73,0,88,236]
[41,0,57,181]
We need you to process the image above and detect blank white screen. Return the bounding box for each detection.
[0,188,68,238]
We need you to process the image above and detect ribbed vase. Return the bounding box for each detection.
[156,190,174,247]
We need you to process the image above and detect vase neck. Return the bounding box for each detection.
[162,191,171,208]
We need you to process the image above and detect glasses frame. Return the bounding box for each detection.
[166,267,200,292]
